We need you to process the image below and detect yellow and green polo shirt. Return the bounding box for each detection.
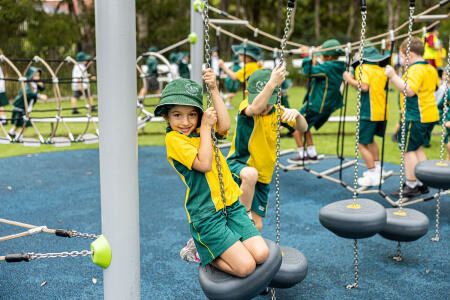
[355,63,388,121]
[226,99,296,184]
[302,57,346,114]
[423,33,438,60]
[400,61,439,123]
[235,62,262,83]
[165,127,242,223]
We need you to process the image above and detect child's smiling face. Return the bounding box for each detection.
[165,105,199,136]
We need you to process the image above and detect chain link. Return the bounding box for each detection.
[203,0,227,217]
[71,231,99,240]
[346,239,359,289]
[352,11,367,203]
[30,250,93,260]
[438,41,450,164]
[397,7,415,210]
[431,192,441,242]
[393,241,402,261]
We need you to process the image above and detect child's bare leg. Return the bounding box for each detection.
[292,130,304,147]
[71,97,78,109]
[367,141,380,162]
[239,167,258,212]
[251,211,263,233]
[305,130,313,146]
[242,236,269,264]
[416,145,426,162]
[405,150,419,182]
[359,144,375,169]
[210,241,256,277]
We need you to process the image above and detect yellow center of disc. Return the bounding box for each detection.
[281,251,284,257]
[394,211,407,216]
[347,203,361,209]
[436,162,448,166]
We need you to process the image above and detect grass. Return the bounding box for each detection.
[0,85,446,164]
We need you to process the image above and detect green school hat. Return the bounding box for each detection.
[351,46,391,69]
[210,46,219,53]
[281,79,293,92]
[318,39,344,56]
[169,52,179,64]
[76,51,92,62]
[231,42,262,62]
[247,69,279,105]
[232,53,240,64]
[154,78,204,116]
[148,46,158,52]
[26,66,43,79]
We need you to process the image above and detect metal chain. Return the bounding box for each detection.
[398,6,415,211]
[30,250,93,260]
[352,10,367,204]
[346,239,359,289]
[431,192,440,242]
[72,231,99,240]
[203,0,227,217]
[438,41,450,164]
[393,241,402,261]
[271,3,294,300]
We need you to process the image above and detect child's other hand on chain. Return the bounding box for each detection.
[280,106,300,123]
[269,65,286,88]
[203,68,217,90]
[202,107,217,127]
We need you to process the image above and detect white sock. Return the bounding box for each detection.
[307,145,317,157]
[297,147,305,159]
[406,181,418,188]
[374,161,381,171]
[8,129,15,135]
[416,180,423,187]
[247,211,253,220]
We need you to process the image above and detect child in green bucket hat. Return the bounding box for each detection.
[222,53,242,109]
[226,67,308,232]
[287,39,346,165]
[218,42,263,87]
[155,68,269,276]
[343,46,391,187]
[138,46,161,103]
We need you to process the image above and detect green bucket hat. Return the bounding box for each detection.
[351,46,391,69]
[231,42,262,62]
[154,78,204,116]
[26,66,43,79]
[247,69,279,105]
[76,51,92,62]
[210,46,219,53]
[318,39,344,56]
[169,52,179,64]
[148,46,158,53]
[232,53,241,64]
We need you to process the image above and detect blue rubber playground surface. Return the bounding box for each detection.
[0,146,448,299]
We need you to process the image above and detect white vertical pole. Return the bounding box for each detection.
[95,0,141,299]
[191,0,204,86]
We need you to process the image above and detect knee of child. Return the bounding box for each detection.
[253,245,270,265]
[235,258,256,278]
[241,168,258,185]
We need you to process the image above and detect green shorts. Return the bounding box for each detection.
[190,200,260,266]
[11,111,31,127]
[0,92,8,106]
[398,121,435,152]
[359,120,386,144]
[228,161,270,217]
[300,106,331,131]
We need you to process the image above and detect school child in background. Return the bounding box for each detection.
[222,53,241,109]
[8,66,47,139]
[385,36,440,198]
[154,69,269,277]
[138,46,161,103]
[177,52,191,79]
[167,52,180,82]
[209,46,221,85]
[218,42,263,89]
[226,67,308,232]
[287,39,346,165]
[435,40,446,69]
[343,46,391,187]
[71,51,96,114]
[423,25,439,68]
[0,49,8,125]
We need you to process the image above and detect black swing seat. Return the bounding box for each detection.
[268,246,308,289]
[198,238,282,300]
[21,137,41,147]
[414,159,450,190]
[319,198,386,239]
[0,136,11,145]
[81,133,99,145]
[51,137,71,147]
[379,208,429,242]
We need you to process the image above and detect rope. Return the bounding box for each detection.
[0,218,56,234]
[158,37,191,55]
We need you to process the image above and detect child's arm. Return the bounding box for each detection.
[191,107,217,173]
[280,106,308,132]
[343,71,369,92]
[203,68,230,135]
[218,59,239,81]
[244,66,286,117]
[385,65,415,97]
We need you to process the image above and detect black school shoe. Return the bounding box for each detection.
[390,183,422,199]
[418,184,429,194]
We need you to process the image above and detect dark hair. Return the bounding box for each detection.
[322,55,340,62]
[400,36,424,57]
